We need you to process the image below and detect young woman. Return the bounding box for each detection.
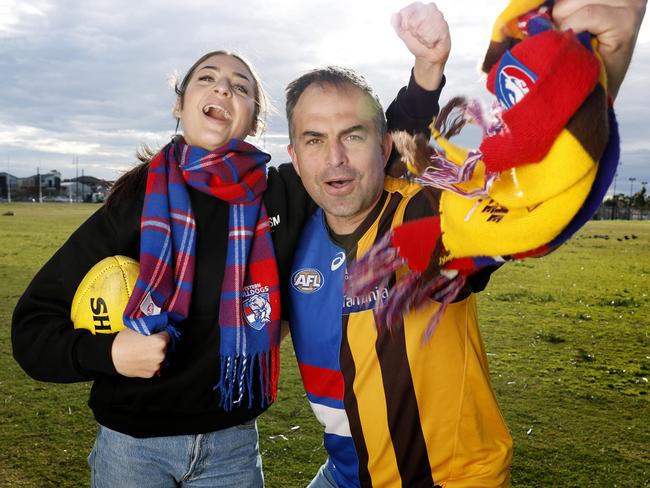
[12,49,442,486]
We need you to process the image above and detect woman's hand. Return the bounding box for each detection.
[111,328,170,378]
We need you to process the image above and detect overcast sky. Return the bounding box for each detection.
[1,0,648,194]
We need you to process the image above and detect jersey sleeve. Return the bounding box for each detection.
[11,195,142,383]
[386,70,446,136]
[385,70,446,172]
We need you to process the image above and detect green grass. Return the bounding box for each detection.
[0,204,648,487]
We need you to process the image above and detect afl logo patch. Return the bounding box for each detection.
[496,50,538,109]
[291,268,324,294]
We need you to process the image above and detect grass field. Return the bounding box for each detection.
[0,203,648,487]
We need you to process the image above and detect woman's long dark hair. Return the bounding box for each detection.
[104,153,151,209]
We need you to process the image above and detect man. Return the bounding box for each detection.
[285,1,646,487]
[286,3,511,486]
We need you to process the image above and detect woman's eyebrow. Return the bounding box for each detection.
[198,65,252,83]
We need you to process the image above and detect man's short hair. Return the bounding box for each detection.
[285,66,387,144]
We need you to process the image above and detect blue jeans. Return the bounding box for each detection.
[88,421,263,487]
[307,462,338,488]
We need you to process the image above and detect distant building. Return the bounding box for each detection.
[64,176,113,202]
[0,172,18,200]
[42,171,62,190]
[60,181,93,202]
[12,170,61,201]
[3,170,113,202]
[18,170,61,190]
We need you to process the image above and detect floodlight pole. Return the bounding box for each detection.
[37,167,42,203]
[628,177,636,220]
[6,161,10,204]
[641,181,648,219]
[612,172,618,219]
[75,156,79,202]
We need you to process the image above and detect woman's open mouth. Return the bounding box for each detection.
[202,104,231,122]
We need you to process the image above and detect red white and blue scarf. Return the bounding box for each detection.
[123,137,280,410]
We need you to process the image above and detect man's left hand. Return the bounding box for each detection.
[553,0,647,100]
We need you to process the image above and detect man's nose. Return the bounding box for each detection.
[328,140,347,167]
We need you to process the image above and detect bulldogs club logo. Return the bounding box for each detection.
[242,284,272,331]
[496,50,538,109]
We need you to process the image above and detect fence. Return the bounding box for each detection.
[593,205,650,220]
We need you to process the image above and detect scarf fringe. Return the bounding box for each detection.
[345,231,467,343]
[422,273,466,343]
[344,233,406,299]
[375,271,466,344]
[215,347,280,411]
[435,97,505,141]
[413,98,505,199]
[415,150,496,199]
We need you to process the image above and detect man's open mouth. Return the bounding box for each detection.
[326,179,352,189]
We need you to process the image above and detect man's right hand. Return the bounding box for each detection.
[111,328,169,378]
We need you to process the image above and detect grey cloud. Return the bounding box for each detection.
[1,0,648,187]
